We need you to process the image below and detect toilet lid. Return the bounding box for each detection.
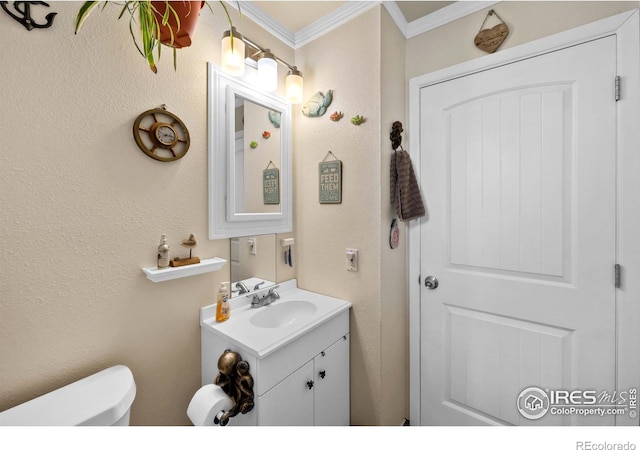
[0,365,136,426]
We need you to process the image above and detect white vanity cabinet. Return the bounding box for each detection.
[199,282,351,427]
[258,334,350,426]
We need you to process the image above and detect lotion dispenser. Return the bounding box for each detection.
[216,282,230,322]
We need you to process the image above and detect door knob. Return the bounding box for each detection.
[424,276,439,289]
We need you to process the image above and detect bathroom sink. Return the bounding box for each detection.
[250,300,318,328]
[201,279,351,358]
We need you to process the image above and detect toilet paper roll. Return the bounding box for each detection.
[187,384,233,426]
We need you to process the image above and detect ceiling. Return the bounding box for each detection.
[251,1,455,34]
[252,1,350,33]
[229,1,498,47]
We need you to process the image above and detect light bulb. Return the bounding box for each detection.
[257,50,278,92]
[221,27,245,76]
[286,67,303,104]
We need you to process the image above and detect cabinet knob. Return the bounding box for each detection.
[319,370,326,379]
[306,380,314,390]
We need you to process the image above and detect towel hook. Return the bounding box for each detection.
[390,121,404,151]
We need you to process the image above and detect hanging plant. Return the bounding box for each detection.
[153,1,204,49]
[74,1,236,73]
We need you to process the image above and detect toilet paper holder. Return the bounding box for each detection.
[213,349,254,426]
[213,409,229,426]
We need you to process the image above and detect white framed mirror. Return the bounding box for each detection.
[208,65,292,239]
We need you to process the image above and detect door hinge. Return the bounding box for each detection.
[418,275,421,285]
[615,76,621,101]
[615,264,621,288]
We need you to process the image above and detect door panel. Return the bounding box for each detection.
[420,36,617,426]
[445,305,573,425]
[448,85,571,280]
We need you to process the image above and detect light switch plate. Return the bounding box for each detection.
[346,248,359,272]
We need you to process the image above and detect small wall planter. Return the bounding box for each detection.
[152,1,204,48]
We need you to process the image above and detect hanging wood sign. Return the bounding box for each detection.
[319,151,342,204]
[474,9,509,54]
[263,161,280,205]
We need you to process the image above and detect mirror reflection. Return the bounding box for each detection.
[233,95,282,214]
[208,66,292,239]
[230,234,276,297]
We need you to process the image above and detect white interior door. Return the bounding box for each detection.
[419,36,617,426]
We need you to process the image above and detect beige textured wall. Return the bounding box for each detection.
[293,6,409,425]
[0,2,293,425]
[293,7,383,425]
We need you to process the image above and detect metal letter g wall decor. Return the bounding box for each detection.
[1,1,56,31]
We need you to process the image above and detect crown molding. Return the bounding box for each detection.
[294,1,380,48]
[381,1,407,35]
[227,1,503,48]
[404,1,501,38]
[226,0,297,48]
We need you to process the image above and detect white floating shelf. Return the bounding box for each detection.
[142,257,227,282]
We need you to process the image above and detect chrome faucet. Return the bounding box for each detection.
[250,285,280,308]
[235,281,250,295]
[253,281,265,291]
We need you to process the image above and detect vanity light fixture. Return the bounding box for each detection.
[220,28,304,104]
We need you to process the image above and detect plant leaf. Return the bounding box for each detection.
[74,1,101,33]
[173,47,177,71]
[217,0,234,27]
[118,1,134,20]
[128,12,144,57]
[138,3,158,73]
[168,3,180,32]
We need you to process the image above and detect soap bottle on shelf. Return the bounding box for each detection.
[157,234,170,269]
[216,282,231,322]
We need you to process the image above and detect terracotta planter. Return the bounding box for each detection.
[152,1,204,48]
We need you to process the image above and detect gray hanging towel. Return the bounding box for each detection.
[391,150,425,221]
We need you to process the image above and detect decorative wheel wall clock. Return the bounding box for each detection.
[133,105,190,162]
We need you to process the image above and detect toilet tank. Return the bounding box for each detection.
[0,365,136,426]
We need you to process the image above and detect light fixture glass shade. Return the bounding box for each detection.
[257,50,278,92]
[285,67,303,104]
[221,27,245,76]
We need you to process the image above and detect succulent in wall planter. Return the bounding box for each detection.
[74,1,234,73]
